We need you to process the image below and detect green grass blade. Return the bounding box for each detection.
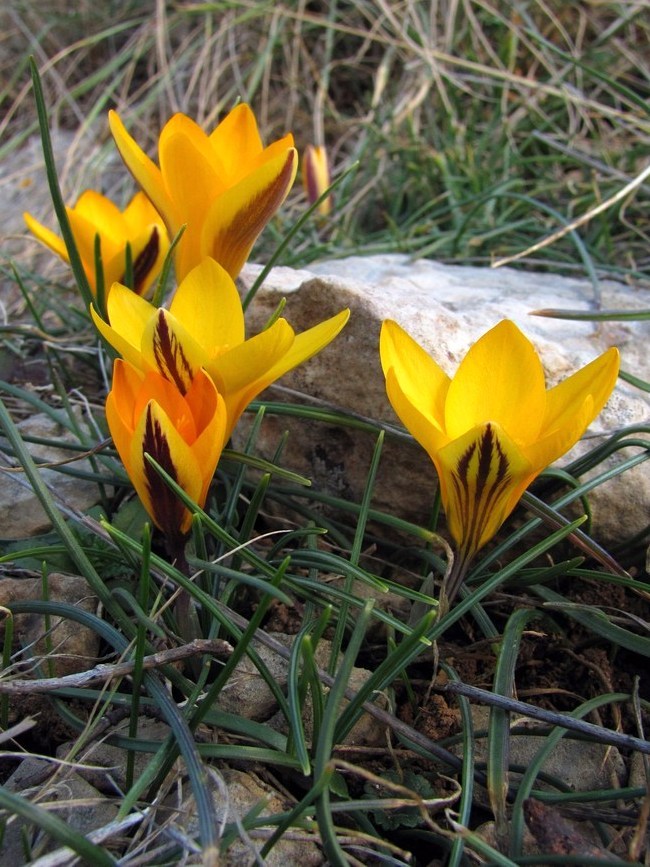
[487,608,543,844]
[29,58,94,310]
[0,787,117,866]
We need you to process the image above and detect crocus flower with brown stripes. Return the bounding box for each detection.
[109,104,297,282]
[380,319,620,605]
[92,257,349,440]
[106,359,227,539]
[24,191,169,298]
[302,144,333,217]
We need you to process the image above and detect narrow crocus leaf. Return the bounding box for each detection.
[380,319,620,599]
[106,360,226,538]
[109,105,298,281]
[24,190,169,298]
[94,258,349,439]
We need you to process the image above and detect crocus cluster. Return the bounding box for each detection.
[25,103,348,540]
[25,100,621,603]
[101,110,348,538]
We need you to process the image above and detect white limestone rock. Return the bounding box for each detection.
[238,254,650,548]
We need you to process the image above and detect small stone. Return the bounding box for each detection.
[0,573,99,746]
[217,632,388,746]
[56,719,172,795]
[0,771,118,862]
[170,768,323,866]
[0,572,99,678]
[0,408,107,540]
[458,707,626,791]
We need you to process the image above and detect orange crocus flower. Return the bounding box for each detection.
[107,359,227,538]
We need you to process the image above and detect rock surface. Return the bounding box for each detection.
[217,632,388,746]
[238,255,650,547]
[1,762,118,862]
[0,408,106,539]
[171,768,323,866]
[458,707,626,792]
[0,572,99,678]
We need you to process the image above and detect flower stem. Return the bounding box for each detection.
[165,535,196,642]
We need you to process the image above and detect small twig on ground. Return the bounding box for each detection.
[0,638,232,694]
[440,681,650,756]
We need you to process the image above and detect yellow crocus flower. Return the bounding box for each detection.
[302,144,333,216]
[93,257,349,439]
[107,359,227,538]
[108,105,298,282]
[24,191,169,297]
[380,319,620,601]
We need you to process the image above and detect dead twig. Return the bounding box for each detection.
[0,638,232,695]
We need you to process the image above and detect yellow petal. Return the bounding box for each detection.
[169,258,245,349]
[380,320,450,436]
[23,212,69,262]
[541,347,620,441]
[91,283,155,370]
[65,207,111,265]
[436,422,533,558]
[105,359,143,468]
[130,397,203,536]
[523,348,618,471]
[197,148,298,280]
[109,110,177,232]
[131,224,168,296]
[523,393,597,473]
[445,320,546,445]
[206,319,295,435]
[184,371,228,506]
[122,191,164,231]
[159,114,225,224]
[101,224,167,296]
[208,104,264,180]
[140,308,207,395]
[258,133,296,168]
[265,309,350,383]
[384,367,449,461]
[73,190,125,241]
[107,360,220,537]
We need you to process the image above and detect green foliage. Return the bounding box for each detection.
[363,769,437,830]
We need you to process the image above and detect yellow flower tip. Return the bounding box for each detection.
[107,359,226,538]
[380,318,620,577]
[437,421,533,562]
[23,211,69,261]
[302,144,333,217]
